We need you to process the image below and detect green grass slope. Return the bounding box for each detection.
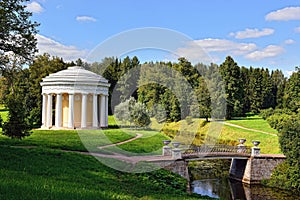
[227,115,278,134]
[0,146,207,200]
[0,129,135,152]
[219,125,280,154]
[159,116,281,154]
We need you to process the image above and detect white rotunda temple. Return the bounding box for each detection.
[40,66,110,129]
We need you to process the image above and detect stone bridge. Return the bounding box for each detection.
[151,141,286,185]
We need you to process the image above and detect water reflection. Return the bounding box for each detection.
[192,179,300,200]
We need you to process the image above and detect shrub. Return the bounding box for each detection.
[267,114,300,192]
[266,113,291,131]
[114,97,150,128]
[259,108,274,120]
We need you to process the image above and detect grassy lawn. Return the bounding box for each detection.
[110,130,169,155]
[227,115,278,134]
[0,129,135,152]
[0,146,206,200]
[0,104,8,123]
[108,115,119,127]
[219,125,281,154]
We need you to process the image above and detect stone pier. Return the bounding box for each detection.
[241,155,286,184]
[229,155,286,184]
[152,160,190,181]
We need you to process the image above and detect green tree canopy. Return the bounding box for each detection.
[0,0,39,69]
[27,54,69,125]
[283,67,300,112]
[219,56,244,119]
[0,0,39,139]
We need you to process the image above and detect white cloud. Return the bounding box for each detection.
[230,28,274,39]
[294,26,300,33]
[245,45,285,61]
[176,39,257,62]
[26,1,44,14]
[284,39,295,44]
[76,16,97,22]
[265,7,300,21]
[36,34,88,61]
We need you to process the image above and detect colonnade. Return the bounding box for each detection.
[41,92,108,129]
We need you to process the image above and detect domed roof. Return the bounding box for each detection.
[41,66,109,86]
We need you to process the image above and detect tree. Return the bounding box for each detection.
[114,97,150,128]
[117,56,140,101]
[190,77,211,121]
[261,68,275,109]
[2,66,31,139]
[0,0,39,139]
[268,114,300,192]
[219,56,244,119]
[130,101,151,127]
[263,70,300,191]
[240,66,251,113]
[0,0,39,69]
[247,68,263,113]
[271,69,286,109]
[27,54,69,126]
[114,100,132,126]
[283,67,300,112]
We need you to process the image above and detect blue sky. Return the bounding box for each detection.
[26,0,300,76]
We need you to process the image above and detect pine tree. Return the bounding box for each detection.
[219,56,244,119]
[283,67,300,112]
[271,69,286,108]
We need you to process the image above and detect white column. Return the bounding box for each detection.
[100,95,106,127]
[41,93,47,127]
[93,94,98,128]
[81,93,87,128]
[105,95,108,127]
[55,93,62,128]
[46,93,52,128]
[68,93,74,129]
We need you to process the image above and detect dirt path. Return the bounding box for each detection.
[222,122,277,136]
[83,133,170,164]
[97,133,143,149]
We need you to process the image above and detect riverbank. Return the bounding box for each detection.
[189,159,300,200]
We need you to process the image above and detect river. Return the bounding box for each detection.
[192,178,300,200]
[189,160,300,200]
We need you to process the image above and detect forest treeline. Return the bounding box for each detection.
[83,55,289,121]
[0,54,294,126]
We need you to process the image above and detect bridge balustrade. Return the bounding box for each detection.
[182,144,251,157]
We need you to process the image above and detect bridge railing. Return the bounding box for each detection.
[182,144,251,157]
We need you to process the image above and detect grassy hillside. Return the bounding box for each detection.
[219,125,280,154]
[159,116,281,154]
[0,146,207,200]
[227,115,278,134]
[0,129,209,199]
